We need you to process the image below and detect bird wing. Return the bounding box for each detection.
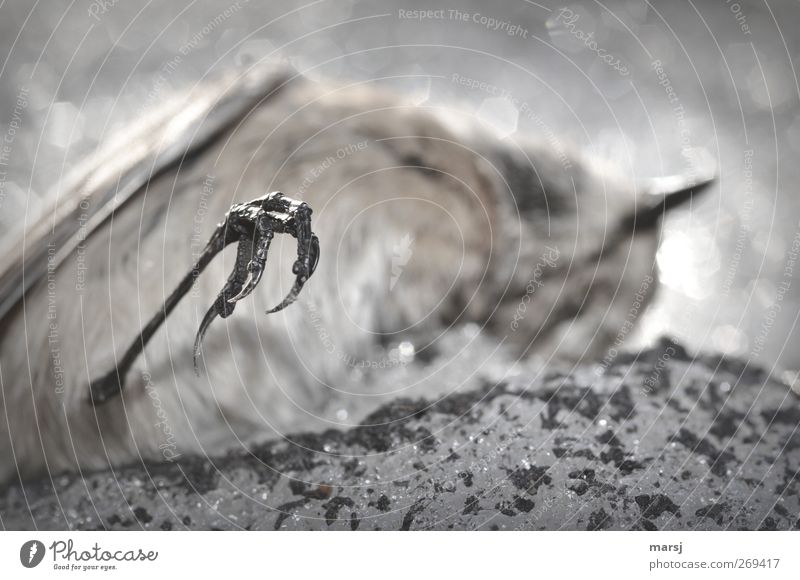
[0,64,292,324]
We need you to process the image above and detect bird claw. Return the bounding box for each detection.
[268,231,320,314]
[192,192,319,371]
[88,191,319,404]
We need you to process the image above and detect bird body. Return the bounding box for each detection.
[0,65,706,483]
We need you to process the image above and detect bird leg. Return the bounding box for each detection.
[88,191,319,405]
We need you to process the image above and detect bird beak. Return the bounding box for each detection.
[624,172,716,232]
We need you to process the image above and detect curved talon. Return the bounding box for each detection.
[267,284,304,314]
[193,303,220,374]
[309,234,320,276]
[267,234,319,314]
[228,271,255,303]
[228,225,273,304]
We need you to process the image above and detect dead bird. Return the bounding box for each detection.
[0,64,712,483]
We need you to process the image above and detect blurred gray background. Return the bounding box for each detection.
[0,0,798,372]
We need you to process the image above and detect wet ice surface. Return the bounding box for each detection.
[3,338,798,531]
